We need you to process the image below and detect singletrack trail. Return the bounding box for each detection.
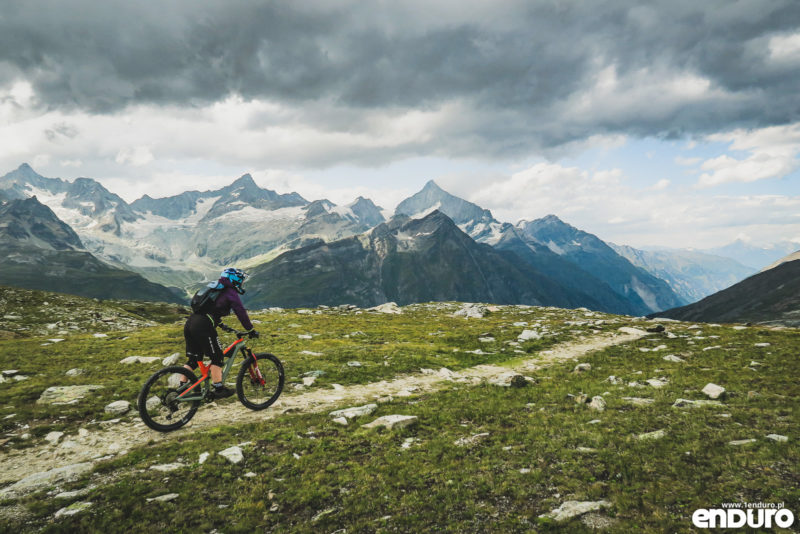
[0,330,645,487]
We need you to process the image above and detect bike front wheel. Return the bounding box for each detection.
[236,353,284,410]
[137,366,201,432]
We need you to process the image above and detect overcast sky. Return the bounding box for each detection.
[1,0,799,248]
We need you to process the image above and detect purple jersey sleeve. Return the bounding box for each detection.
[215,287,254,331]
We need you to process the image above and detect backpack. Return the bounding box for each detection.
[190,282,223,314]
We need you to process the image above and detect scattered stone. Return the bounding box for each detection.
[104,400,131,415]
[54,502,93,519]
[219,446,244,464]
[12,375,28,381]
[618,327,648,336]
[65,368,84,376]
[702,345,722,352]
[369,302,402,314]
[297,334,313,340]
[243,472,257,478]
[92,333,108,338]
[539,500,611,522]
[637,429,667,440]
[162,353,181,366]
[119,356,160,364]
[438,367,456,379]
[0,462,94,499]
[332,417,348,426]
[47,338,65,343]
[662,355,685,363]
[646,378,668,388]
[518,329,542,341]
[346,361,362,367]
[454,432,490,447]
[588,396,606,412]
[54,486,94,499]
[576,447,597,453]
[300,351,323,356]
[701,383,725,400]
[452,303,487,319]
[302,376,316,387]
[478,336,495,343]
[45,431,64,445]
[754,343,771,347]
[622,397,654,406]
[728,439,757,446]
[605,375,621,385]
[766,434,788,443]
[147,493,180,503]
[362,415,419,430]
[2,370,18,377]
[588,419,602,425]
[672,398,724,408]
[149,463,185,472]
[401,438,416,449]
[37,385,105,405]
[145,396,162,411]
[329,404,378,420]
[198,452,210,464]
[573,363,591,373]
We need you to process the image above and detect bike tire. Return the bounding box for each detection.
[137,366,201,432]
[236,353,284,411]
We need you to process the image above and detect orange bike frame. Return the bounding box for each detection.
[177,337,246,399]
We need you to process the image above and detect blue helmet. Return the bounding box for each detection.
[221,267,248,294]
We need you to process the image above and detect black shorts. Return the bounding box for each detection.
[184,313,224,368]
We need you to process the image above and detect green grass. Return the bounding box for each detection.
[1,298,798,532]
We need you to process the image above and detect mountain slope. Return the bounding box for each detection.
[611,244,755,303]
[0,197,181,303]
[705,239,799,270]
[516,215,685,314]
[245,210,629,310]
[654,258,800,326]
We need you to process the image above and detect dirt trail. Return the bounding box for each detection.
[0,330,645,487]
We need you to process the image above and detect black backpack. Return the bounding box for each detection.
[190,284,223,314]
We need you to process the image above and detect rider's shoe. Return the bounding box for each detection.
[212,385,234,399]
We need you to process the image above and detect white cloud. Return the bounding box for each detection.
[697,123,800,188]
[651,179,670,190]
[115,145,154,166]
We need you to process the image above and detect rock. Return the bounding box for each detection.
[302,376,316,387]
[637,429,667,440]
[332,417,348,426]
[622,397,654,406]
[65,368,85,376]
[346,361,362,367]
[300,350,323,356]
[588,419,602,424]
[303,370,325,378]
[93,333,108,338]
[618,327,648,336]
[478,336,495,343]
[573,363,591,373]
[149,463,185,472]
[55,486,94,499]
[454,432,490,447]
[362,415,419,430]
[199,452,210,464]
[2,370,18,376]
[119,356,160,364]
[489,373,531,387]
[605,375,621,385]
[672,398,724,408]
[452,303,487,319]
[662,355,685,363]
[0,462,94,499]
[401,437,416,449]
[754,342,771,347]
[576,447,598,453]
[588,396,606,411]
[219,446,244,464]
[646,378,668,388]
[765,434,788,443]
[518,329,542,341]
[145,396,161,411]
[437,367,455,378]
[728,439,757,446]
[701,383,725,399]
[104,400,131,415]
[329,404,378,420]
[369,302,402,314]
[162,353,182,366]
[45,431,65,444]
[297,334,313,340]
[147,493,180,503]
[54,502,93,519]
[13,375,28,381]
[539,500,612,522]
[37,385,104,405]
[646,324,665,333]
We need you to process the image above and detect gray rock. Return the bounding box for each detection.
[45,431,65,444]
[0,462,94,499]
[346,361,362,367]
[452,303,487,319]
[637,429,667,440]
[672,398,724,408]
[332,417,348,426]
[454,432,490,447]
[219,446,244,464]
[701,383,725,399]
[573,363,591,373]
[618,327,648,336]
[646,378,668,388]
[198,452,210,464]
[162,353,182,366]
[662,355,685,363]
[119,356,160,364]
[765,434,788,443]
[104,400,131,415]
[369,302,402,314]
[146,493,180,503]
[302,376,316,387]
[54,502,93,519]
[362,415,419,430]
[588,396,606,412]
[622,397,654,406]
[145,396,161,411]
[37,385,104,405]
[518,329,542,341]
[65,368,85,376]
[539,500,612,522]
[149,463,185,472]
[728,439,757,446]
[329,404,378,420]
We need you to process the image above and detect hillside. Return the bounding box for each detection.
[655,258,800,326]
[0,297,796,532]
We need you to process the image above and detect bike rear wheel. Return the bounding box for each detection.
[137,366,201,432]
[236,353,284,410]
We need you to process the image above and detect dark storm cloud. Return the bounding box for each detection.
[2,0,799,158]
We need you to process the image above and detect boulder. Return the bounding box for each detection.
[65,368,85,376]
[588,396,606,412]
[540,500,612,522]
[37,385,104,405]
[672,398,724,408]
[104,400,131,415]
[362,415,419,430]
[149,463,185,472]
[701,383,725,400]
[646,378,668,388]
[45,431,65,444]
[452,303,487,319]
[637,429,667,440]
[54,502,93,519]
[766,434,788,443]
[622,397,654,407]
[0,462,94,499]
[219,446,244,464]
[119,356,160,364]
[329,404,378,420]
[146,493,180,503]
[369,302,402,314]
[618,327,648,336]
[518,329,542,341]
[728,439,757,446]
[573,363,591,373]
[198,452,210,464]
[162,353,182,366]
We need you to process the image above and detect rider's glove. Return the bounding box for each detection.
[248,329,260,339]
[218,323,233,333]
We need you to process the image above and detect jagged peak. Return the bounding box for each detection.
[422,179,443,192]
[229,173,259,189]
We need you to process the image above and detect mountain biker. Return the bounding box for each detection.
[181,268,259,399]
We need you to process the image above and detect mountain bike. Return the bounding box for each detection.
[137,326,284,432]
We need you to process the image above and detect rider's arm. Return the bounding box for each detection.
[228,290,254,331]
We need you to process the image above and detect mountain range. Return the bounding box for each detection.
[0,164,770,316]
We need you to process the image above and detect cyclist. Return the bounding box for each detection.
[181,268,259,399]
